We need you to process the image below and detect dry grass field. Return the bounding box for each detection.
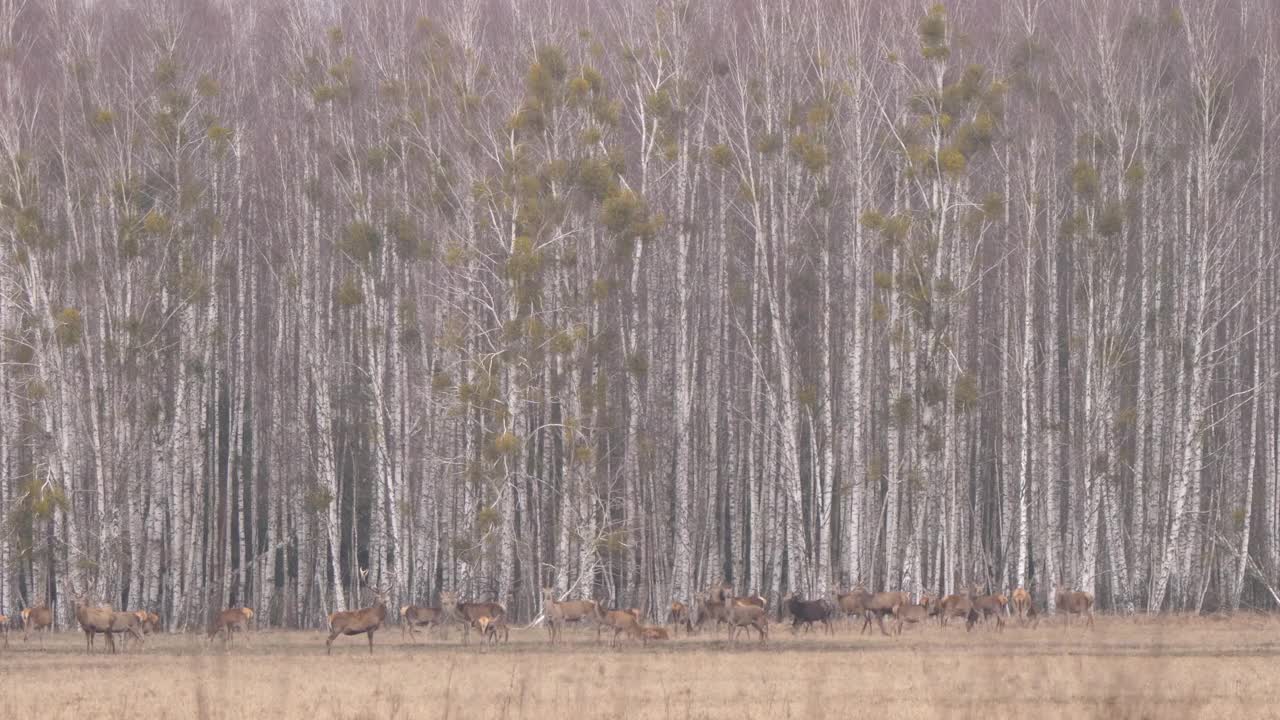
[2,614,1278,719]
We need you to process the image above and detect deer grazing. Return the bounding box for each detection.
[782,592,834,635]
[209,607,255,648]
[440,590,506,645]
[892,601,931,635]
[400,604,444,642]
[721,590,768,645]
[1054,586,1095,628]
[541,587,599,643]
[326,570,391,655]
[22,604,53,644]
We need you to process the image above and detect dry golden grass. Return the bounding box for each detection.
[2,613,1278,719]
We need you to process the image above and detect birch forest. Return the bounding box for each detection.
[1,0,1279,631]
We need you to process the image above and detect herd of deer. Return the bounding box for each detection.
[0,576,1095,655]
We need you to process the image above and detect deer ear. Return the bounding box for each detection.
[360,568,369,581]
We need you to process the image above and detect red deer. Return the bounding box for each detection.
[401,604,444,642]
[860,591,909,636]
[1011,587,1030,623]
[440,590,506,645]
[473,615,508,645]
[892,601,930,635]
[593,606,641,647]
[71,591,114,653]
[22,604,53,644]
[0,614,8,648]
[135,610,161,634]
[667,601,692,635]
[934,594,974,628]
[541,587,599,643]
[105,610,145,653]
[970,594,1008,632]
[782,592,834,635]
[692,592,729,634]
[208,607,254,647]
[837,589,870,629]
[326,570,392,655]
[1054,587,1095,628]
[721,590,768,645]
[639,625,669,645]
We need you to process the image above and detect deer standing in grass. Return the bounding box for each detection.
[541,587,598,644]
[440,591,506,645]
[1054,586,1095,629]
[326,569,391,655]
[22,604,52,645]
[721,590,768,645]
[667,601,692,635]
[1011,587,1030,624]
[0,614,8,648]
[593,605,641,647]
[208,607,254,648]
[400,604,444,642]
[892,601,931,636]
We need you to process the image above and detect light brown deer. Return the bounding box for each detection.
[1011,587,1031,623]
[541,587,599,643]
[473,615,508,645]
[1054,586,1095,628]
[0,613,8,648]
[970,594,1008,632]
[721,590,768,645]
[593,606,641,647]
[440,590,506,645]
[105,610,145,653]
[208,607,255,647]
[326,570,391,655]
[667,601,692,635]
[22,604,53,644]
[400,604,444,642]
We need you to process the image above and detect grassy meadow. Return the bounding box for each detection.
[1,614,1277,719]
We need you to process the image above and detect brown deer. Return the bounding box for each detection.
[22,604,53,644]
[400,604,444,642]
[473,615,508,645]
[667,601,692,635]
[208,607,255,647]
[440,590,506,645]
[541,587,599,643]
[1054,586,1095,628]
[593,606,641,647]
[860,591,909,636]
[1011,587,1031,623]
[639,625,669,645]
[934,594,974,628]
[71,590,115,653]
[105,610,145,653]
[0,614,8,648]
[970,594,1008,632]
[892,601,931,635]
[326,570,392,655]
[721,590,768,645]
[692,592,728,634]
[837,589,870,629]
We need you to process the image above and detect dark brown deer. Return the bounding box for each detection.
[440,590,506,645]
[782,592,834,635]
[400,604,444,642]
[892,601,931,635]
[326,570,391,655]
[1054,586,1095,628]
[667,601,692,635]
[721,590,768,645]
[209,607,254,647]
[22,604,53,644]
[541,587,599,643]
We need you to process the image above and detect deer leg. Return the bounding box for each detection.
[326,630,338,655]
[368,629,375,655]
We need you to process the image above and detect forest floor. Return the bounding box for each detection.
[1,613,1277,719]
